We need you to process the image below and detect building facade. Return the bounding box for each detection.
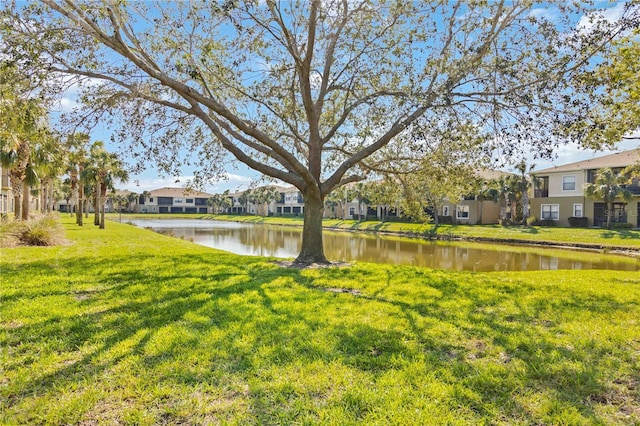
[530,149,640,228]
[137,187,214,214]
[1,165,13,217]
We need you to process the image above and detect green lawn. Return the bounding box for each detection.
[2,217,640,424]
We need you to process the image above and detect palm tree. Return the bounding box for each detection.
[326,186,349,220]
[126,192,138,213]
[140,191,151,211]
[36,134,66,214]
[254,186,280,216]
[108,192,129,223]
[83,141,129,228]
[349,182,371,221]
[514,161,536,226]
[476,187,499,225]
[584,167,635,229]
[65,133,90,226]
[238,190,250,214]
[494,175,519,224]
[0,98,48,221]
[207,191,232,214]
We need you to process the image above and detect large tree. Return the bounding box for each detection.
[3,1,638,263]
[573,28,640,145]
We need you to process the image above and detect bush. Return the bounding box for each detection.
[437,215,453,225]
[537,219,557,227]
[568,216,588,227]
[0,215,67,247]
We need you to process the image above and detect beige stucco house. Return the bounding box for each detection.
[137,187,214,214]
[440,169,512,225]
[530,148,640,228]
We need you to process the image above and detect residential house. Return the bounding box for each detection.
[226,186,297,216]
[227,190,246,214]
[137,187,214,214]
[530,148,640,227]
[440,169,511,225]
[274,186,305,216]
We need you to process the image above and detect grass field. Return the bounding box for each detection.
[2,216,640,424]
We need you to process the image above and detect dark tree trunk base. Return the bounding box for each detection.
[275,260,350,269]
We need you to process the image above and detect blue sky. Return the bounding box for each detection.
[46,1,639,195]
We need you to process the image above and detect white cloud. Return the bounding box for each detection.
[51,96,79,113]
[528,7,560,22]
[532,138,640,171]
[576,2,627,34]
[119,172,256,194]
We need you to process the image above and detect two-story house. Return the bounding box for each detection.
[275,186,305,216]
[440,169,512,225]
[137,187,214,214]
[530,148,640,227]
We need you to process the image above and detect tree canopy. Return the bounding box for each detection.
[575,28,640,145]
[2,1,638,263]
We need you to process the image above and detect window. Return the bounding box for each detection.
[562,175,576,191]
[186,198,193,203]
[456,205,469,219]
[349,207,356,216]
[442,205,450,216]
[149,197,154,202]
[174,198,183,203]
[573,203,583,218]
[541,204,559,220]
[535,176,549,198]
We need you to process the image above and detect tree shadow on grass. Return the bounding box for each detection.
[600,229,640,240]
[2,253,639,424]
[305,266,638,424]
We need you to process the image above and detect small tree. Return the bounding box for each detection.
[514,161,536,226]
[367,179,402,222]
[584,166,638,229]
[237,191,250,215]
[208,190,232,214]
[326,186,350,220]
[255,186,280,217]
[348,182,371,221]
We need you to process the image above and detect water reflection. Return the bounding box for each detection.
[128,219,640,272]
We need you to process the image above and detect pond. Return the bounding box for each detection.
[127,219,640,272]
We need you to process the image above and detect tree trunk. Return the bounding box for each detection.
[521,186,529,226]
[607,201,613,229]
[21,181,30,221]
[433,202,440,229]
[48,180,54,212]
[13,194,21,221]
[41,183,47,214]
[100,196,105,229]
[295,189,328,265]
[76,187,83,226]
[94,181,101,225]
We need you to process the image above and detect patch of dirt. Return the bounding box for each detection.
[273,260,351,269]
